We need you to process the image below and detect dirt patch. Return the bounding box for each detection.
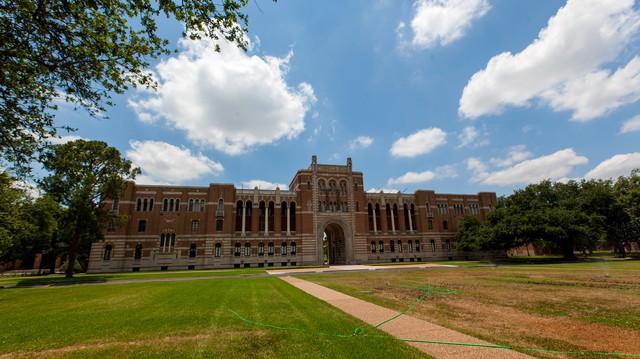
[303,264,640,358]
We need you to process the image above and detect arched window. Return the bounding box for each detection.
[370,241,376,253]
[175,199,180,211]
[163,198,169,211]
[136,198,142,211]
[281,201,288,232]
[134,244,142,259]
[245,242,251,257]
[103,245,113,260]
[389,240,395,253]
[446,240,452,252]
[258,242,265,256]
[234,243,241,256]
[397,240,403,253]
[188,199,194,212]
[268,242,275,256]
[281,242,288,256]
[189,243,197,258]
[245,201,253,232]
[215,243,222,257]
[268,202,275,232]
[430,240,436,252]
[307,181,311,190]
[160,233,175,253]
[428,220,433,230]
[408,240,414,252]
[142,198,148,211]
[290,242,297,255]
[415,240,421,252]
[235,201,243,232]
[378,240,384,253]
[289,202,296,232]
[354,182,358,192]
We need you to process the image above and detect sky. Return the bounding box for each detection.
[51,0,640,196]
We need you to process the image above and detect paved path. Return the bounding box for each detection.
[280,276,534,359]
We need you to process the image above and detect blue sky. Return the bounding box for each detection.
[52,0,640,196]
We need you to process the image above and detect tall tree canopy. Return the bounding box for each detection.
[1,0,258,175]
[39,140,139,277]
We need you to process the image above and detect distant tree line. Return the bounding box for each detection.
[456,169,640,259]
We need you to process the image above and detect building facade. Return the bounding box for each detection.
[87,156,499,273]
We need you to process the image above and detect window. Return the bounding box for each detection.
[191,220,199,232]
[397,240,403,252]
[160,233,175,253]
[469,204,479,214]
[258,242,265,256]
[216,219,223,231]
[443,220,449,230]
[415,240,421,252]
[134,244,142,259]
[268,242,275,256]
[408,240,413,252]
[290,242,297,255]
[234,243,241,256]
[138,220,146,232]
[425,202,431,214]
[307,181,311,190]
[430,240,436,252]
[188,199,194,212]
[111,198,119,212]
[103,245,113,260]
[378,241,384,253]
[137,198,153,212]
[446,240,452,252]
[245,242,251,257]
[454,204,464,214]
[163,198,180,212]
[389,240,395,252]
[215,243,222,257]
[189,243,197,258]
[107,222,116,232]
[428,220,433,230]
[437,203,448,214]
[370,241,376,253]
[216,199,224,216]
[281,242,288,256]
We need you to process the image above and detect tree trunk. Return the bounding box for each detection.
[560,240,577,260]
[65,220,82,278]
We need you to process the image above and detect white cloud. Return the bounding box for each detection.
[466,157,489,183]
[403,0,490,49]
[457,126,478,148]
[620,114,640,133]
[543,57,640,121]
[390,128,447,157]
[388,170,436,185]
[479,148,588,186]
[126,140,223,184]
[488,145,532,167]
[129,34,316,155]
[348,136,374,150]
[388,164,457,185]
[240,180,288,190]
[584,153,640,179]
[47,135,85,145]
[459,0,640,120]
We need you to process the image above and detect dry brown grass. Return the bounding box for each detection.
[302,261,640,358]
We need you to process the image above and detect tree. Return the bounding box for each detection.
[1,0,263,175]
[0,171,31,265]
[39,140,139,277]
[455,215,500,252]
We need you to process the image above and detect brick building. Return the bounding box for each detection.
[87,156,499,273]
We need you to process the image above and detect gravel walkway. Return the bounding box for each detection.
[280,276,534,359]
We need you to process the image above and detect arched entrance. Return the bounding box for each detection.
[324,223,347,265]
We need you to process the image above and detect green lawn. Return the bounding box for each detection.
[0,267,270,286]
[0,276,427,358]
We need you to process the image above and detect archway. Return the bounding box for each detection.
[324,223,346,265]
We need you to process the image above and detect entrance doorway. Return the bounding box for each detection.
[324,223,346,265]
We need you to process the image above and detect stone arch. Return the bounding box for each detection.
[317,218,352,265]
